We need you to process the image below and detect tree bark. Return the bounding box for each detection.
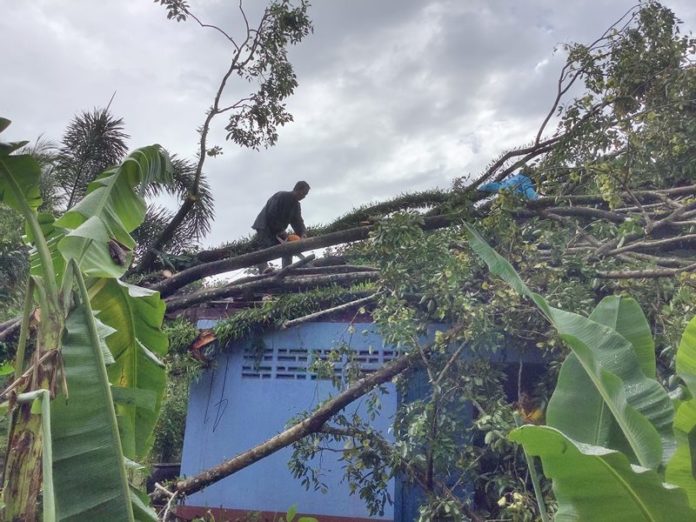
[165,271,378,312]
[153,215,454,297]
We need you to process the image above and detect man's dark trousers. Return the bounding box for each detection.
[253,230,292,268]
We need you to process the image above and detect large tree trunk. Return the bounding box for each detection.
[165,270,378,312]
[153,214,455,297]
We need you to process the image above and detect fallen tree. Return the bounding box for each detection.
[4,3,696,520]
[151,324,461,504]
[147,5,696,519]
[152,214,454,297]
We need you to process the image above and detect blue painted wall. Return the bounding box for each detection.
[180,321,543,521]
[180,322,415,520]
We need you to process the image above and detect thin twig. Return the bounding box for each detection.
[154,482,178,521]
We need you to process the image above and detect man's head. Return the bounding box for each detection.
[292,180,310,200]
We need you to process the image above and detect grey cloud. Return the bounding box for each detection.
[3,0,696,249]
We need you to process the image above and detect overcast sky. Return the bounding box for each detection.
[2,0,695,249]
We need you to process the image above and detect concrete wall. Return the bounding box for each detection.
[180,322,404,520]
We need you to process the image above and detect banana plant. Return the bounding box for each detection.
[464,223,696,520]
[0,118,171,521]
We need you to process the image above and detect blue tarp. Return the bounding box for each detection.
[478,173,538,200]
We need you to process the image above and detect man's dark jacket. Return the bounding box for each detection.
[252,191,306,237]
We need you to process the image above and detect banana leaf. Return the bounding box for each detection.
[590,296,655,377]
[676,316,696,396]
[546,296,660,459]
[56,145,171,278]
[465,223,673,469]
[0,117,28,154]
[90,279,168,459]
[51,305,134,522]
[0,153,42,212]
[511,425,695,521]
[666,316,696,507]
[0,119,41,210]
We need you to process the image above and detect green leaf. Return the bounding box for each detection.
[465,223,673,469]
[510,425,695,522]
[51,305,134,522]
[666,316,696,508]
[111,386,157,411]
[90,279,168,460]
[0,153,43,212]
[59,216,133,278]
[56,145,171,278]
[130,486,159,522]
[0,141,29,154]
[28,213,67,285]
[0,362,14,376]
[590,296,655,377]
[547,354,615,448]
[0,118,28,153]
[676,316,696,397]
[287,504,297,522]
[30,398,42,415]
[666,399,696,508]
[547,296,659,457]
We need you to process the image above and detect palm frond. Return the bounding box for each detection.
[54,108,129,209]
[143,154,215,241]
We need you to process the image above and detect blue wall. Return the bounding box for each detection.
[180,321,543,521]
[180,322,409,520]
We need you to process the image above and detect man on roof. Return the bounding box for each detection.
[252,180,310,269]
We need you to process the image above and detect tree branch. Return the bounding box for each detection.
[596,262,696,279]
[153,215,454,297]
[282,293,380,328]
[606,233,696,256]
[165,270,377,312]
[150,326,462,503]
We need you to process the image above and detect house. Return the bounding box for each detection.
[176,302,544,521]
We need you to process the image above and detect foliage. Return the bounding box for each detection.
[54,107,129,210]
[175,5,696,519]
[214,283,374,348]
[5,2,688,519]
[511,426,693,521]
[665,315,696,507]
[312,190,452,235]
[139,0,313,272]
[51,304,134,521]
[467,222,696,519]
[150,318,200,463]
[136,154,215,256]
[466,223,675,469]
[538,1,696,194]
[0,203,28,320]
[223,0,313,150]
[0,118,170,520]
[286,214,560,519]
[33,106,215,271]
